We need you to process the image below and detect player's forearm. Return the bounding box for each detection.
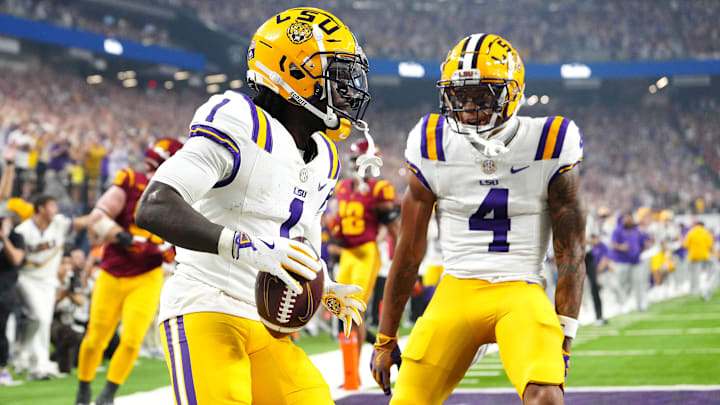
[548,171,586,318]
[378,256,422,336]
[137,181,222,253]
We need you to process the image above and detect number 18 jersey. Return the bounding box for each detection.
[405,114,583,284]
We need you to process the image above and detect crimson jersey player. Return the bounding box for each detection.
[75,139,182,405]
[331,139,400,389]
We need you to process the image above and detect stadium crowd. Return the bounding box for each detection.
[3,0,720,62]
[0,64,719,386]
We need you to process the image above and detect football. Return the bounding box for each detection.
[255,236,325,338]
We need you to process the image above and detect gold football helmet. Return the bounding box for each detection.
[438,33,525,138]
[246,7,370,141]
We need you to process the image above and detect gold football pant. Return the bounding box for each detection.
[78,267,163,384]
[160,312,332,405]
[391,275,565,404]
[337,240,381,303]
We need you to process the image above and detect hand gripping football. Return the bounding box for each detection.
[255,236,324,338]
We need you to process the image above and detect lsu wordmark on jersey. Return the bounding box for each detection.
[405,113,583,285]
[155,89,339,322]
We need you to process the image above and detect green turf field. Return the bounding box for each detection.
[0,357,169,405]
[455,293,720,389]
[1,294,718,404]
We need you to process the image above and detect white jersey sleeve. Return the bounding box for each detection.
[548,119,583,186]
[151,136,234,204]
[405,114,447,194]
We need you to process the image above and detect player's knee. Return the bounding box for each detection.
[523,383,563,405]
[118,335,143,351]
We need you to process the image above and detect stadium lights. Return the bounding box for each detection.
[527,95,538,106]
[398,62,425,78]
[656,76,669,89]
[164,81,174,90]
[122,78,137,88]
[86,75,103,85]
[206,84,220,93]
[229,79,243,89]
[117,70,135,80]
[540,95,550,104]
[103,38,123,56]
[649,84,658,94]
[205,73,227,84]
[174,71,190,80]
[560,63,592,79]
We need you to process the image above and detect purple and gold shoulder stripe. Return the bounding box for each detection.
[420,114,446,162]
[535,116,571,161]
[406,160,433,192]
[319,133,340,180]
[238,93,273,153]
[189,124,242,188]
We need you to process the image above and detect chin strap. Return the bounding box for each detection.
[468,133,509,157]
[353,119,383,178]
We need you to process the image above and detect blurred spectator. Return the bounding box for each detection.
[683,220,715,300]
[610,213,650,312]
[0,205,26,386]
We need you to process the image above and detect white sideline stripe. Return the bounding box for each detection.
[464,371,502,377]
[574,348,720,356]
[621,313,720,321]
[578,326,720,338]
[450,385,720,394]
[469,364,505,370]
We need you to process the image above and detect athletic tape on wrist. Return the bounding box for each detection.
[218,227,237,259]
[557,315,579,339]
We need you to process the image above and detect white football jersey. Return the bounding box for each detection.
[15,215,72,285]
[405,114,583,284]
[153,90,339,322]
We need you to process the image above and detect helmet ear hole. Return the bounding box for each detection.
[289,64,305,80]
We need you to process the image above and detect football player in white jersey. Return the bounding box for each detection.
[136,8,369,405]
[371,34,586,405]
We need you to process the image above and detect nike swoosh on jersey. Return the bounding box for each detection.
[259,239,275,249]
[510,165,530,174]
[318,183,327,191]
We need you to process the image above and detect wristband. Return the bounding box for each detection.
[217,227,237,259]
[375,332,398,346]
[557,315,579,339]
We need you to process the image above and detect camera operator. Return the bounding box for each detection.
[51,249,87,374]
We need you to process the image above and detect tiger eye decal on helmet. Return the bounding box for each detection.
[246,7,371,142]
[438,33,525,137]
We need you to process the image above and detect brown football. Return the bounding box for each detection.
[255,236,324,338]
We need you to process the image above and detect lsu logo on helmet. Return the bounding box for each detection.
[246,8,371,142]
[286,21,313,44]
[438,33,525,137]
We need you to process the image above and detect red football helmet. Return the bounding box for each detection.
[145,138,183,172]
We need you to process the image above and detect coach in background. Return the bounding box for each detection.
[684,221,715,300]
[0,204,26,386]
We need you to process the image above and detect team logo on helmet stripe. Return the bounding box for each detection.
[287,22,313,44]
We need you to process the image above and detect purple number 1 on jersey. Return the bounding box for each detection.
[206,98,230,122]
[280,198,304,237]
[469,188,510,252]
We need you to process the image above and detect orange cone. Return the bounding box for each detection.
[339,331,360,390]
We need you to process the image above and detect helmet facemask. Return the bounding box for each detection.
[439,79,521,138]
[303,51,371,126]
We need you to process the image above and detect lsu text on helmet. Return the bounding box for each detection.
[145,138,184,172]
[246,7,371,142]
[438,33,525,138]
